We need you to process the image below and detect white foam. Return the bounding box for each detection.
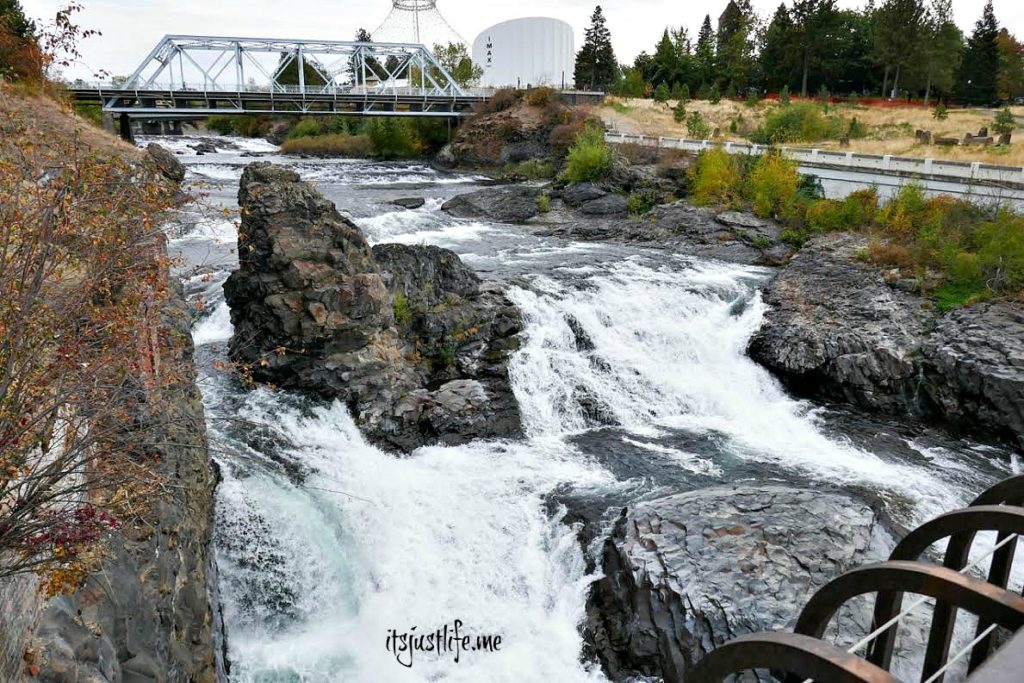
[192,302,233,346]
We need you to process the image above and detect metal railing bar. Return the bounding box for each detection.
[921,623,1000,683]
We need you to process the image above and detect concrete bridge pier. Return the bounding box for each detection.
[118,114,135,144]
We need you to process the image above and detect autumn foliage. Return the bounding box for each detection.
[0,94,181,590]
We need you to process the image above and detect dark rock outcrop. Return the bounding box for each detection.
[922,301,1024,442]
[28,282,219,683]
[224,163,523,451]
[749,233,1024,445]
[144,143,186,183]
[587,486,890,682]
[748,233,931,411]
[535,200,794,267]
[441,185,542,223]
[392,197,426,210]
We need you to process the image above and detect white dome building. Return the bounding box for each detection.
[472,18,575,89]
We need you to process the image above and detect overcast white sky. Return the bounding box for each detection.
[21,0,1024,80]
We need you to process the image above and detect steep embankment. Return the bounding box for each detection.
[0,89,219,681]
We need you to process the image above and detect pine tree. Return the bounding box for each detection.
[715,1,756,92]
[919,0,963,105]
[759,4,796,92]
[791,0,841,97]
[873,0,926,98]
[574,5,618,91]
[0,0,32,37]
[694,15,716,89]
[957,0,1000,104]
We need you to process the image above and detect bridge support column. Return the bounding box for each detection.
[118,114,135,144]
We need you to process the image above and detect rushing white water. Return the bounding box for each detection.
[162,143,1012,683]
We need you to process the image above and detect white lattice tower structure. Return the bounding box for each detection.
[373,0,466,50]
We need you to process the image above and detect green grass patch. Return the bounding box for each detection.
[280,134,374,157]
[933,281,989,311]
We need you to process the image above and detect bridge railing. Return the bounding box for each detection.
[70,81,493,99]
[688,474,1024,683]
[604,132,1024,185]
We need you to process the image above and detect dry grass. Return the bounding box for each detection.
[601,97,1024,166]
[0,83,139,161]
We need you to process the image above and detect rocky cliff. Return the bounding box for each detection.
[223,163,523,451]
[748,233,1024,446]
[26,280,220,683]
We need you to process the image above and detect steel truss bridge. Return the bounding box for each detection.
[68,35,491,128]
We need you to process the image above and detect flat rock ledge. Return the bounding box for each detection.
[586,485,890,682]
[224,162,522,451]
[748,233,1024,446]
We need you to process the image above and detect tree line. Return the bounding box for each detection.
[574,1,1024,105]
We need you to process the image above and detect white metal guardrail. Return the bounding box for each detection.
[605,132,1024,186]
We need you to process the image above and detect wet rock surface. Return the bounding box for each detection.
[441,185,543,223]
[224,163,523,451]
[586,485,890,682]
[749,233,1024,445]
[534,199,793,267]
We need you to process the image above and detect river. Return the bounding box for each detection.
[146,134,1018,683]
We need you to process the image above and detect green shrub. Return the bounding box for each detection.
[653,83,670,103]
[680,83,691,103]
[670,82,684,100]
[975,209,1024,291]
[74,103,103,127]
[933,102,948,120]
[993,107,1016,136]
[536,194,551,213]
[746,88,760,107]
[779,85,790,106]
[279,133,374,157]
[206,115,238,135]
[752,101,843,143]
[686,111,711,139]
[673,100,687,123]
[367,118,417,159]
[747,153,800,218]
[475,87,519,114]
[287,118,325,139]
[393,291,412,325]
[688,149,742,207]
[563,123,613,183]
[708,83,721,104]
[805,192,878,232]
[526,86,555,107]
[818,84,830,106]
[878,183,930,237]
[847,92,859,106]
[697,83,710,100]
[847,117,868,139]
[514,159,556,180]
[725,83,737,100]
[627,192,653,216]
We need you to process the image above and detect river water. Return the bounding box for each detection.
[147,135,1018,683]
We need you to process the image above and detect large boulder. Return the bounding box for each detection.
[224,163,522,451]
[144,142,185,183]
[586,486,890,682]
[441,185,542,223]
[749,233,1024,446]
[748,233,931,412]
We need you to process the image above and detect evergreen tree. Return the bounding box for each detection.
[791,0,841,97]
[574,5,618,91]
[829,9,876,95]
[957,0,1000,104]
[277,52,329,88]
[918,0,963,104]
[0,0,32,36]
[873,0,926,98]
[651,29,681,89]
[759,4,797,92]
[715,0,756,92]
[0,0,38,81]
[694,15,716,88]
